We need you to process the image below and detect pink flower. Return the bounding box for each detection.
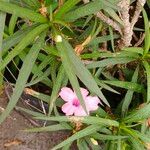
[59,87,100,116]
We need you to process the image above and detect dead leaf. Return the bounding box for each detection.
[4,139,23,147]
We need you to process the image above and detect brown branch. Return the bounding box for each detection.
[96,11,122,35]
[118,0,132,47]
[82,0,146,49]
[82,0,122,35]
[131,0,146,29]
[134,33,145,47]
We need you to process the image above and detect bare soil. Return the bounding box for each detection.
[0,87,71,150]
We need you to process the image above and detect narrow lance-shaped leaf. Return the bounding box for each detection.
[0,0,9,84]
[25,124,71,132]
[0,0,9,53]
[63,0,104,22]
[54,0,81,19]
[121,66,139,116]
[143,61,150,102]
[19,51,52,87]
[35,116,119,127]
[56,36,88,113]
[8,14,18,35]
[31,55,53,81]
[0,33,45,124]
[0,4,6,53]
[86,57,135,69]
[0,24,49,72]
[123,103,150,123]
[61,38,109,106]
[103,80,144,93]
[51,125,101,150]
[48,65,66,115]
[0,1,47,23]
[2,24,38,55]
[91,133,128,141]
[143,9,150,55]
[77,139,89,150]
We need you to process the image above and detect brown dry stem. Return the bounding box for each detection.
[82,0,146,49]
[118,0,131,47]
[118,0,146,48]
[96,11,122,35]
[131,0,146,29]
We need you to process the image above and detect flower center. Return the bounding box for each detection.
[72,99,80,107]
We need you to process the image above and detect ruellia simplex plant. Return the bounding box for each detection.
[0,0,150,149]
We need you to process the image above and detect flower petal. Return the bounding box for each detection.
[86,96,100,111]
[59,87,75,102]
[74,106,89,116]
[62,102,75,116]
[74,88,89,98]
[80,88,89,97]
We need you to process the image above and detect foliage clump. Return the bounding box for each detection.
[0,0,150,149]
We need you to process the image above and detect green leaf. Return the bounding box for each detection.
[56,38,87,113]
[122,47,144,55]
[77,139,90,150]
[124,103,150,123]
[129,135,145,150]
[89,34,119,46]
[0,0,8,84]
[19,51,52,87]
[105,8,123,25]
[91,133,128,140]
[0,33,45,124]
[0,6,6,54]
[31,55,54,81]
[26,66,51,86]
[143,9,150,55]
[48,65,66,115]
[25,124,71,132]
[62,143,72,150]
[121,66,139,116]
[2,24,38,55]
[51,125,101,150]
[0,24,49,72]
[86,57,135,69]
[8,14,18,35]
[54,0,81,19]
[0,1,47,23]
[35,116,119,127]
[95,77,119,94]
[63,0,104,22]
[57,37,109,106]
[143,61,150,102]
[103,80,144,93]
[16,106,45,117]
[21,0,40,9]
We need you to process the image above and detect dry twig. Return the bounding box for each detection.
[96,11,122,35]
[118,0,131,47]
[82,0,146,49]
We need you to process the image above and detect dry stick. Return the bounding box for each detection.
[134,33,145,47]
[133,32,139,42]
[82,0,122,35]
[96,11,122,35]
[119,0,146,48]
[101,28,108,51]
[118,0,131,47]
[131,0,146,47]
[131,0,146,30]
[83,0,146,48]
